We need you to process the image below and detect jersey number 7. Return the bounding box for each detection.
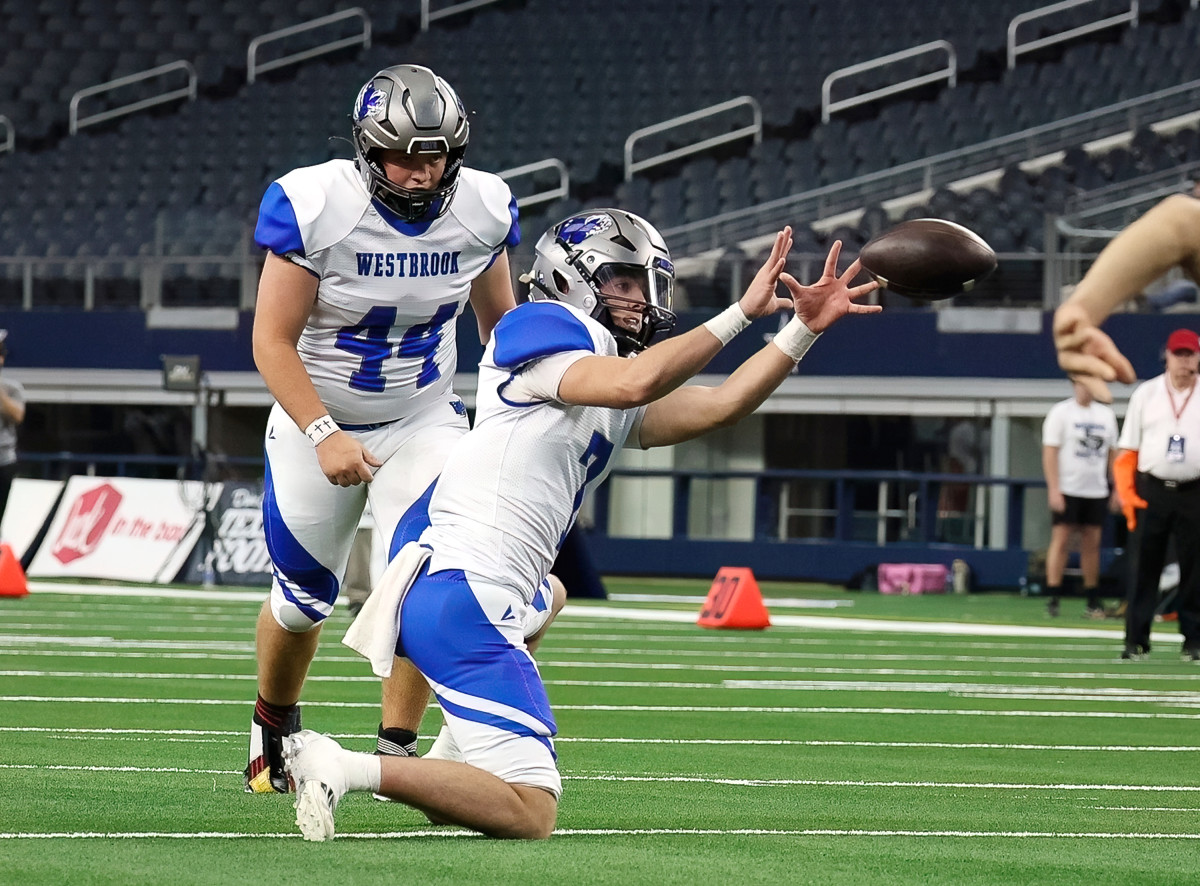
[560,430,614,546]
[335,303,458,393]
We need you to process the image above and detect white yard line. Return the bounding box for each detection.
[609,594,854,608]
[4,726,1198,752]
[562,605,1174,642]
[0,645,1148,666]
[22,581,1169,642]
[2,695,1199,719]
[1,828,1196,840]
[7,667,1200,689]
[0,761,1196,794]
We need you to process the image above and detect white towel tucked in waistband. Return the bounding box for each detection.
[342,541,431,678]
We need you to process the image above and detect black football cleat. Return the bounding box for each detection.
[244,706,302,793]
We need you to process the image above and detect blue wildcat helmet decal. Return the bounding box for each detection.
[555,213,614,246]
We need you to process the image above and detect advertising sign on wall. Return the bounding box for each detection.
[0,478,65,561]
[27,476,218,583]
[179,482,272,587]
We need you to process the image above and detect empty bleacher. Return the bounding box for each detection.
[1,0,1198,309]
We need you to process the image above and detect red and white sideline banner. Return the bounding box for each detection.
[0,478,64,560]
[27,476,220,583]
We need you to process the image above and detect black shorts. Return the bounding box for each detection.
[1051,494,1107,527]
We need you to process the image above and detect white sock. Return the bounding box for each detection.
[345,751,382,793]
[424,724,463,763]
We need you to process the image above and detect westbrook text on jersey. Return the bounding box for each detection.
[356,251,463,278]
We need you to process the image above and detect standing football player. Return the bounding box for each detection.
[245,64,518,793]
[280,210,880,840]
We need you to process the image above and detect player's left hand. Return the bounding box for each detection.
[780,240,881,334]
[736,227,800,320]
[316,432,383,487]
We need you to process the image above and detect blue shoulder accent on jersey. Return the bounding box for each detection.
[255,182,305,256]
[504,195,521,248]
[492,303,595,370]
[373,197,436,236]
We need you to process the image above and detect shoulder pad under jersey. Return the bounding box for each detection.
[452,168,520,250]
[254,160,367,257]
[492,302,597,370]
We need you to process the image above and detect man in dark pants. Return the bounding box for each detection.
[1113,328,1200,661]
[0,330,25,528]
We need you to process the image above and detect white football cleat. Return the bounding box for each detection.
[282,730,349,842]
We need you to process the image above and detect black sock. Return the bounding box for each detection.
[1046,586,1061,604]
[1084,588,1101,608]
[254,694,299,733]
[376,723,418,757]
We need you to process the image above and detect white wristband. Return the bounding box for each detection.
[702,303,751,346]
[304,414,339,446]
[772,316,820,362]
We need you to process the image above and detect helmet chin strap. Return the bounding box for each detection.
[518,273,558,300]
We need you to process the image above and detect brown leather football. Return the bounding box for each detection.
[859,218,996,300]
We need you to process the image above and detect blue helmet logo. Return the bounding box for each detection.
[557,213,613,246]
[355,83,386,121]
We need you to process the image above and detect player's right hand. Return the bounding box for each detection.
[1052,301,1136,404]
[737,227,798,320]
[316,432,383,486]
[1047,490,1065,514]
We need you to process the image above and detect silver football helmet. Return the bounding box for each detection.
[351,64,469,222]
[526,209,677,355]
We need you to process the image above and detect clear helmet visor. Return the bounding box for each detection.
[593,263,673,321]
[592,262,676,353]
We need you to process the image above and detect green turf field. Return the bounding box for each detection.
[1,577,1197,885]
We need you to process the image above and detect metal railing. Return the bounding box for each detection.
[421,0,503,30]
[1058,162,1199,235]
[247,8,371,84]
[822,40,957,123]
[17,452,1039,554]
[0,254,259,312]
[624,96,761,181]
[662,78,1200,257]
[591,466,1043,553]
[497,158,569,209]
[1008,0,1138,69]
[69,61,197,135]
[0,115,12,155]
[1050,162,1199,288]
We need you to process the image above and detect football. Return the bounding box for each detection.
[858,218,997,300]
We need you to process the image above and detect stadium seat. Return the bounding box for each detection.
[0,0,1196,279]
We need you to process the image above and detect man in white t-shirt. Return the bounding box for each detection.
[1042,380,1118,618]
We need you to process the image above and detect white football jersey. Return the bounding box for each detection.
[1041,396,1117,499]
[255,160,518,425]
[420,301,646,600]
